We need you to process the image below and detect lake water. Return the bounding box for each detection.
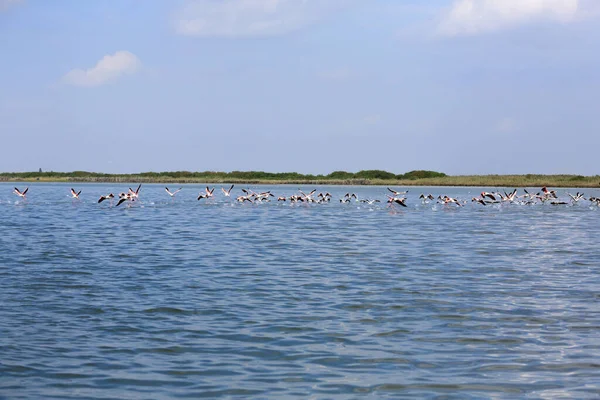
[1,183,600,399]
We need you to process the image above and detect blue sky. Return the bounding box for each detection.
[1,0,599,175]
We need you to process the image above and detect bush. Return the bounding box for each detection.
[354,170,397,180]
[327,171,355,180]
[398,170,446,180]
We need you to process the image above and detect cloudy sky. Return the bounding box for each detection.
[1,0,599,175]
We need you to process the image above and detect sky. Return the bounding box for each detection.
[1,0,599,175]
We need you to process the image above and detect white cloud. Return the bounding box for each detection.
[439,0,579,36]
[0,0,23,11]
[62,51,141,87]
[174,0,350,37]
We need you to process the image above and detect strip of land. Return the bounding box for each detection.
[0,170,598,187]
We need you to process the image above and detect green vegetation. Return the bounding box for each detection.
[399,170,447,180]
[0,170,598,187]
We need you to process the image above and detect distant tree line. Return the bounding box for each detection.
[0,169,447,181]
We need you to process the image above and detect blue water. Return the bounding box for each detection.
[1,183,600,399]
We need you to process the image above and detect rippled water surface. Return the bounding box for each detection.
[1,183,600,399]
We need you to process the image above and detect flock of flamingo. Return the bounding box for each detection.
[9,185,600,208]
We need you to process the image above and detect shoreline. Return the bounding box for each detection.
[1,174,599,188]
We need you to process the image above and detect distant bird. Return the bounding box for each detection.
[277,196,287,201]
[255,191,274,202]
[116,194,134,207]
[360,199,380,205]
[438,195,463,206]
[388,187,408,196]
[520,189,540,201]
[387,195,407,207]
[236,195,253,203]
[481,192,497,201]
[198,186,215,201]
[70,188,81,199]
[98,193,114,203]
[128,184,142,200]
[541,186,557,198]
[165,187,182,197]
[221,184,234,197]
[567,192,585,203]
[343,193,357,201]
[317,192,332,203]
[419,194,434,203]
[471,197,487,206]
[317,193,331,203]
[13,187,28,199]
[299,189,317,202]
[500,188,518,202]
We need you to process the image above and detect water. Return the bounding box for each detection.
[1,183,600,399]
